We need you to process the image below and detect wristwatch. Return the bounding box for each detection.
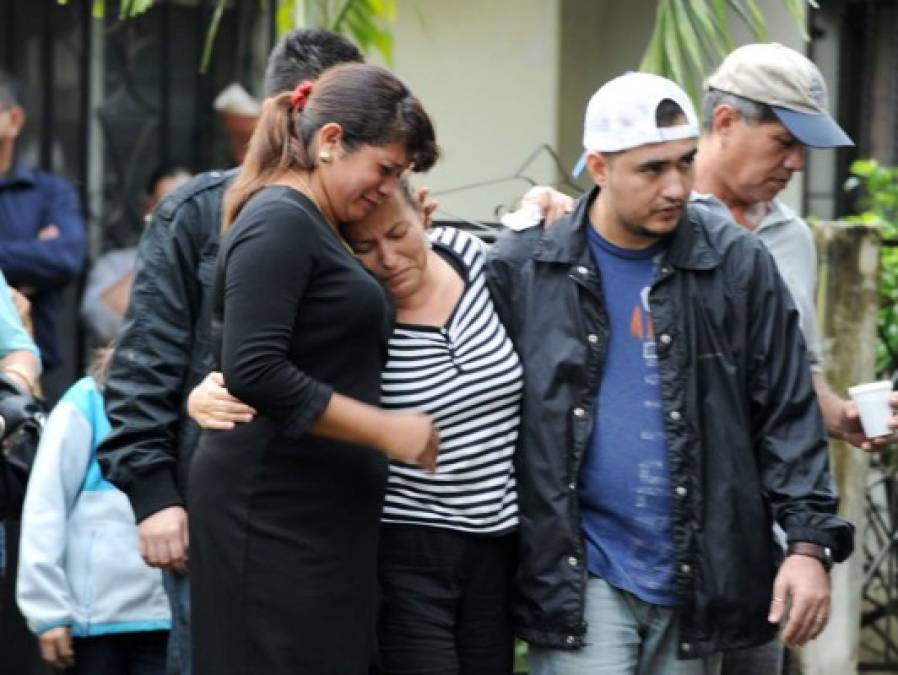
[787,542,833,572]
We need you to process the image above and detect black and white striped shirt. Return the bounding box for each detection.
[380,227,522,534]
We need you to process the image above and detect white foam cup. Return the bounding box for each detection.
[848,380,894,438]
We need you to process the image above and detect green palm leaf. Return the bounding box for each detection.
[641,0,812,107]
[331,0,396,63]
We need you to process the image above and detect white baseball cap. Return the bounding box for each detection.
[572,72,699,177]
[705,43,852,148]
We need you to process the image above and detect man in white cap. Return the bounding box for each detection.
[487,71,853,674]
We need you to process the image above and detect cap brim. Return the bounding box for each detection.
[771,107,854,148]
[572,151,587,178]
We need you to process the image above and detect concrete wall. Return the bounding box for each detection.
[558,0,659,193]
[805,4,844,221]
[385,0,820,223]
[387,0,562,224]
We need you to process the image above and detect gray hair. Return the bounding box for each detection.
[701,88,777,133]
[0,69,21,110]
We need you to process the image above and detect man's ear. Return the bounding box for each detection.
[5,106,25,139]
[711,104,741,138]
[585,151,610,189]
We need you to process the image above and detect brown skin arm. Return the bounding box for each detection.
[38,626,74,670]
[189,372,440,472]
[813,373,898,451]
[0,349,40,396]
[8,287,33,337]
[768,554,831,647]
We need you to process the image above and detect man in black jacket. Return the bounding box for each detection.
[96,29,364,675]
[487,72,852,674]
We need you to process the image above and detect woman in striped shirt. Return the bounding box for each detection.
[189,179,522,674]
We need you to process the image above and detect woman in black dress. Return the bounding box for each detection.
[187,63,439,675]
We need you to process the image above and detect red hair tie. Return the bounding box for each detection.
[290,80,314,111]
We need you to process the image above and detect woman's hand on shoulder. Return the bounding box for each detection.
[415,186,438,229]
[378,411,440,473]
[188,371,257,430]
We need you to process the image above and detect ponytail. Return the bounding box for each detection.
[222,93,313,231]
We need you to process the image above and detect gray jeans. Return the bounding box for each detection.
[721,640,784,675]
[162,571,191,675]
[528,577,722,675]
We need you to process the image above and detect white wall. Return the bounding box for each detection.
[387,0,562,224]
[558,0,663,192]
[386,0,813,223]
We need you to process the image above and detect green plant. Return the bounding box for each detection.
[57,0,396,72]
[277,0,395,60]
[845,158,898,376]
[640,0,818,103]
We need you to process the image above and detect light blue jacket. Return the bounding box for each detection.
[16,377,170,637]
[0,269,40,365]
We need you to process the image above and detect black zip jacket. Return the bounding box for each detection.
[485,188,853,658]
[97,168,236,522]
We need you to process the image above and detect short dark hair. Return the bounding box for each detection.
[145,165,190,195]
[263,28,364,97]
[701,88,778,133]
[655,98,687,128]
[0,69,22,110]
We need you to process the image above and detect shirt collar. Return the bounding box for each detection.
[755,198,796,231]
[0,162,37,189]
[689,191,796,232]
[533,186,721,271]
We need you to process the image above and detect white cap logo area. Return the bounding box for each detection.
[573,72,699,177]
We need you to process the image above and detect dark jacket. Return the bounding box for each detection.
[0,164,87,369]
[97,168,236,522]
[486,188,853,658]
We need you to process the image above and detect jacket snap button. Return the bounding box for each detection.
[669,410,682,422]
[680,563,692,574]
[565,635,577,646]
[568,556,578,567]
[681,642,692,653]
[569,482,577,491]
[574,407,586,418]
[675,485,688,497]
[576,265,588,275]
[659,334,671,345]
[587,334,599,344]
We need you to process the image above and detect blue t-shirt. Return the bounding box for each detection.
[579,225,676,606]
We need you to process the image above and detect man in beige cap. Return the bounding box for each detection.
[695,40,855,675]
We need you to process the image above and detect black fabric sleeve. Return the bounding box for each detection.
[485,227,540,343]
[97,192,210,521]
[219,199,333,434]
[748,243,855,561]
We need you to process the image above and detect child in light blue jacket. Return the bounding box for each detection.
[16,350,170,674]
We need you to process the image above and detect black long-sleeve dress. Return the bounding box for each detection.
[188,185,392,675]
